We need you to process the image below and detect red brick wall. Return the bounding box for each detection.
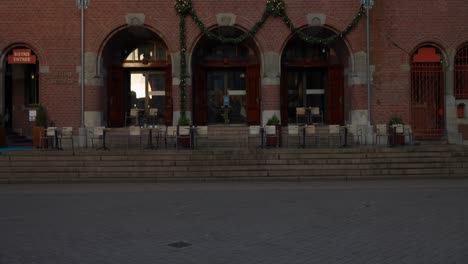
[1,0,467,131]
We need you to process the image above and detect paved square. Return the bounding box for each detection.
[1,180,467,264]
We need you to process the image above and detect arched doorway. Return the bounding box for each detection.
[410,45,444,140]
[281,27,349,126]
[2,46,39,130]
[102,26,172,127]
[191,27,261,126]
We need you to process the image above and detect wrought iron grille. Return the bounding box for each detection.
[411,62,444,140]
[455,44,468,98]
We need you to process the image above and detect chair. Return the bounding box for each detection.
[125,108,139,126]
[346,124,363,145]
[286,125,300,148]
[309,107,323,124]
[375,124,388,145]
[90,126,106,149]
[304,125,318,147]
[40,127,57,149]
[176,126,191,149]
[264,125,278,148]
[127,126,142,150]
[404,124,413,145]
[296,107,307,125]
[58,127,74,152]
[195,126,208,149]
[164,126,177,148]
[328,125,341,147]
[147,108,158,127]
[247,125,262,148]
[146,126,161,149]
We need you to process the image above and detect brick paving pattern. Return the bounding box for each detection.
[1,180,467,264]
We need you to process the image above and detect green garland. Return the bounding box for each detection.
[175,0,365,119]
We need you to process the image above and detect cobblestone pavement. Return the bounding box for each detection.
[1,180,468,264]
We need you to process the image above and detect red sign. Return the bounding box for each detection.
[8,49,36,64]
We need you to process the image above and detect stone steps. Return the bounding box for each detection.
[1,145,468,183]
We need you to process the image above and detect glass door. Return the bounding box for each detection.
[286,68,327,124]
[206,68,247,124]
[129,71,166,125]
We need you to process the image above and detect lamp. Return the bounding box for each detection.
[77,0,88,128]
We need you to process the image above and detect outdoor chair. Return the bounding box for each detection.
[374,124,388,145]
[125,108,139,126]
[90,126,106,149]
[346,124,363,145]
[147,108,158,127]
[404,124,413,145]
[58,127,74,153]
[127,126,142,150]
[176,126,192,149]
[40,127,57,149]
[164,126,177,148]
[296,107,307,125]
[194,126,208,148]
[304,125,318,147]
[286,125,300,148]
[309,107,323,124]
[328,124,341,147]
[247,125,263,148]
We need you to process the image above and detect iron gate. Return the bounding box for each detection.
[411,61,444,140]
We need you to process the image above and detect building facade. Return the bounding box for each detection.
[1,0,467,144]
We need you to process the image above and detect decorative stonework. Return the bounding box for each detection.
[216,13,236,26]
[307,13,326,26]
[125,13,145,26]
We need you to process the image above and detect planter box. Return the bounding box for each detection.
[177,136,191,148]
[32,126,46,148]
[388,132,405,146]
[265,125,282,147]
[0,128,6,147]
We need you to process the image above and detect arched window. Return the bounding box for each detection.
[455,43,468,98]
[123,41,168,66]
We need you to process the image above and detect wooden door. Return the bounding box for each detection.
[247,64,261,125]
[165,65,173,125]
[108,67,125,127]
[328,65,344,125]
[194,66,207,125]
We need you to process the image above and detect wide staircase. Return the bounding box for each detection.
[1,143,467,183]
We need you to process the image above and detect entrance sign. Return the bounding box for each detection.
[8,49,36,64]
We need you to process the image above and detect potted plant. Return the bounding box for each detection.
[177,115,192,148]
[265,114,281,147]
[387,115,404,146]
[0,113,6,147]
[32,104,47,148]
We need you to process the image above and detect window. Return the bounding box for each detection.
[125,42,167,62]
[455,44,468,99]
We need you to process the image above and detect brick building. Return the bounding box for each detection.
[0,0,467,144]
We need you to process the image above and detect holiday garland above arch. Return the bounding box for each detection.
[175,0,366,120]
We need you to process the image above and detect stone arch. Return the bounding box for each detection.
[96,25,173,127]
[189,25,263,125]
[95,24,171,78]
[279,24,354,125]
